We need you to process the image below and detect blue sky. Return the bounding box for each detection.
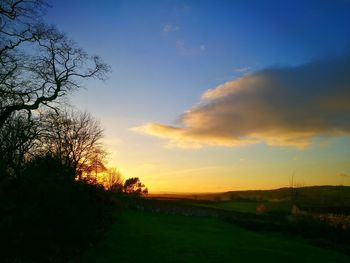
[46,0,350,192]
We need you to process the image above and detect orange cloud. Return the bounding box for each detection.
[133,55,350,148]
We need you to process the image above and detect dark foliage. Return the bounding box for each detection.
[123,177,148,197]
[0,2,114,262]
[0,155,114,263]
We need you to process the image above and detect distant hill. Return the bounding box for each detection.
[150,185,350,213]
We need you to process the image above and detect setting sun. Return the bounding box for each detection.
[40,0,350,193]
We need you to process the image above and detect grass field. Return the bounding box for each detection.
[72,210,350,263]
[203,201,259,213]
[192,200,291,214]
[190,200,260,213]
[152,185,350,214]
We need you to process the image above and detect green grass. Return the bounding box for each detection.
[197,201,259,213]
[192,200,291,214]
[72,210,350,263]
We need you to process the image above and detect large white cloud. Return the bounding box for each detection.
[133,55,350,148]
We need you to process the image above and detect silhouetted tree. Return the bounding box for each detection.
[0,1,47,21]
[123,177,148,196]
[82,147,108,184]
[0,2,114,262]
[40,109,105,178]
[0,0,109,127]
[104,167,124,192]
[0,113,39,180]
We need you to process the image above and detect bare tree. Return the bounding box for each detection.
[0,112,39,179]
[83,147,108,183]
[0,0,47,52]
[0,1,46,21]
[0,0,109,127]
[41,109,105,177]
[104,167,124,191]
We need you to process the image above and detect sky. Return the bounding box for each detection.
[46,0,350,193]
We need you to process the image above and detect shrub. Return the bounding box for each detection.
[0,156,114,263]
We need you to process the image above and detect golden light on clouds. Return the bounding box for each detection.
[133,55,350,149]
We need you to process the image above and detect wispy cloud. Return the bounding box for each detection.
[234,66,251,74]
[174,40,206,53]
[133,54,350,148]
[163,24,205,53]
[176,39,185,50]
[163,24,179,34]
[338,173,350,178]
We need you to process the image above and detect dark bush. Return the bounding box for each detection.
[0,156,114,263]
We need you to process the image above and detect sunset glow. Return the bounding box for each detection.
[45,0,350,193]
